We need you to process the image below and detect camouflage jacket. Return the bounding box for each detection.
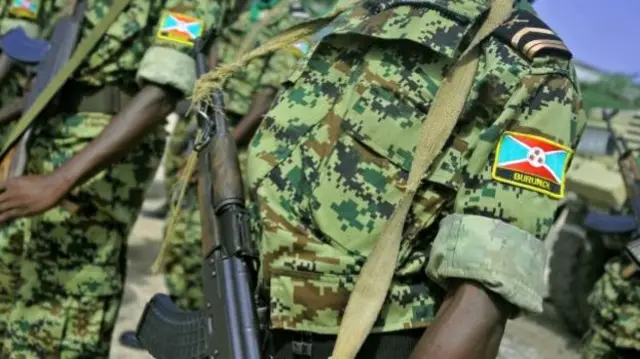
[217,0,320,117]
[247,0,588,334]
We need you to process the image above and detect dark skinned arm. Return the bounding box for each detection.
[0,95,25,124]
[232,86,275,146]
[0,54,15,87]
[53,84,179,192]
[408,281,511,359]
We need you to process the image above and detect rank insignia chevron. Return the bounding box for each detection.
[493,10,572,61]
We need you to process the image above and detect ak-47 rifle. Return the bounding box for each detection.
[0,0,88,180]
[603,108,640,267]
[135,29,265,359]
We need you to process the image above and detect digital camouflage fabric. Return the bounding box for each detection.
[582,256,640,359]
[0,0,236,357]
[244,0,587,334]
[217,0,323,118]
[163,0,334,311]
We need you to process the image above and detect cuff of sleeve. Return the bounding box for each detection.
[426,213,547,315]
[136,46,196,96]
[0,19,39,38]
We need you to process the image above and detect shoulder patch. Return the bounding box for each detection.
[156,11,204,47]
[285,39,310,58]
[491,131,573,199]
[493,10,572,61]
[9,0,40,20]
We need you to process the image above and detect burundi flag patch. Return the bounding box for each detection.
[287,40,310,58]
[491,131,573,199]
[9,0,40,20]
[156,11,204,46]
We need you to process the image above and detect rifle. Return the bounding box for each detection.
[602,108,640,267]
[0,0,88,181]
[135,29,265,359]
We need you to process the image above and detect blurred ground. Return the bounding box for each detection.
[108,114,583,359]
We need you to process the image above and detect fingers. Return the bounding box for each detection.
[0,206,25,224]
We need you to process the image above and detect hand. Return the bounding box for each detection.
[0,174,69,223]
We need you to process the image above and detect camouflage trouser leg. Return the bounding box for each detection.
[164,116,198,198]
[0,218,27,349]
[163,182,204,311]
[0,112,164,358]
[163,147,250,311]
[2,294,122,359]
[0,70,30,348]
[582,256,640,359]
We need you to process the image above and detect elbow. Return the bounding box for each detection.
[140,83,182,116]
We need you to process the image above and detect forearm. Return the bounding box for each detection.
[409,281,510,359]
[0,95,25,124]
[55,84,179,190]
[232,87,275,145]
[0,54,14,86]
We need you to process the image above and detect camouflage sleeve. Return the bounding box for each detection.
[257,50,299,89]
[136,0,233,96]
[426,73,587,314]
[0,0,46,38]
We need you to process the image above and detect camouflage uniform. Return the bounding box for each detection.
[163,0,332,311]
[243,0,586,351]
[0,0,236,357]
[582,256,640,359]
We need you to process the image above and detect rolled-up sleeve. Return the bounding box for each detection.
[136,0,232,96]
[426,73,587,314]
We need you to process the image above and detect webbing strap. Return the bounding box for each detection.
[329,1,515,358]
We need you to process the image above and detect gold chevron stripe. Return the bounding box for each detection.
[511,27,556,48]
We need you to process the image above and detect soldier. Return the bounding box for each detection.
[118,0,338,349]
[191,0,586,357]
[0,0,238,357]
[582,256,640,358]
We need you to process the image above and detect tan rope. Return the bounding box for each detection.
[191,0,360,108]
[151,131,203,273]
[329,1,515,358]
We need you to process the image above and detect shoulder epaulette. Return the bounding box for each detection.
[493,10,572,61]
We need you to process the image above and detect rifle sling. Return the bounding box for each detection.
[329,1,515,358]
[0,0,133,159]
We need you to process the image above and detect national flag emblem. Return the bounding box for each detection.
[491,131,573,199]
[156,12,203,46]
[9,0,39,20]
[287,40,309,58]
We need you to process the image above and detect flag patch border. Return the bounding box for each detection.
[156,11,204,47]
[9,0,39,20]
[286,40,310,58]
[491,131,573,199]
